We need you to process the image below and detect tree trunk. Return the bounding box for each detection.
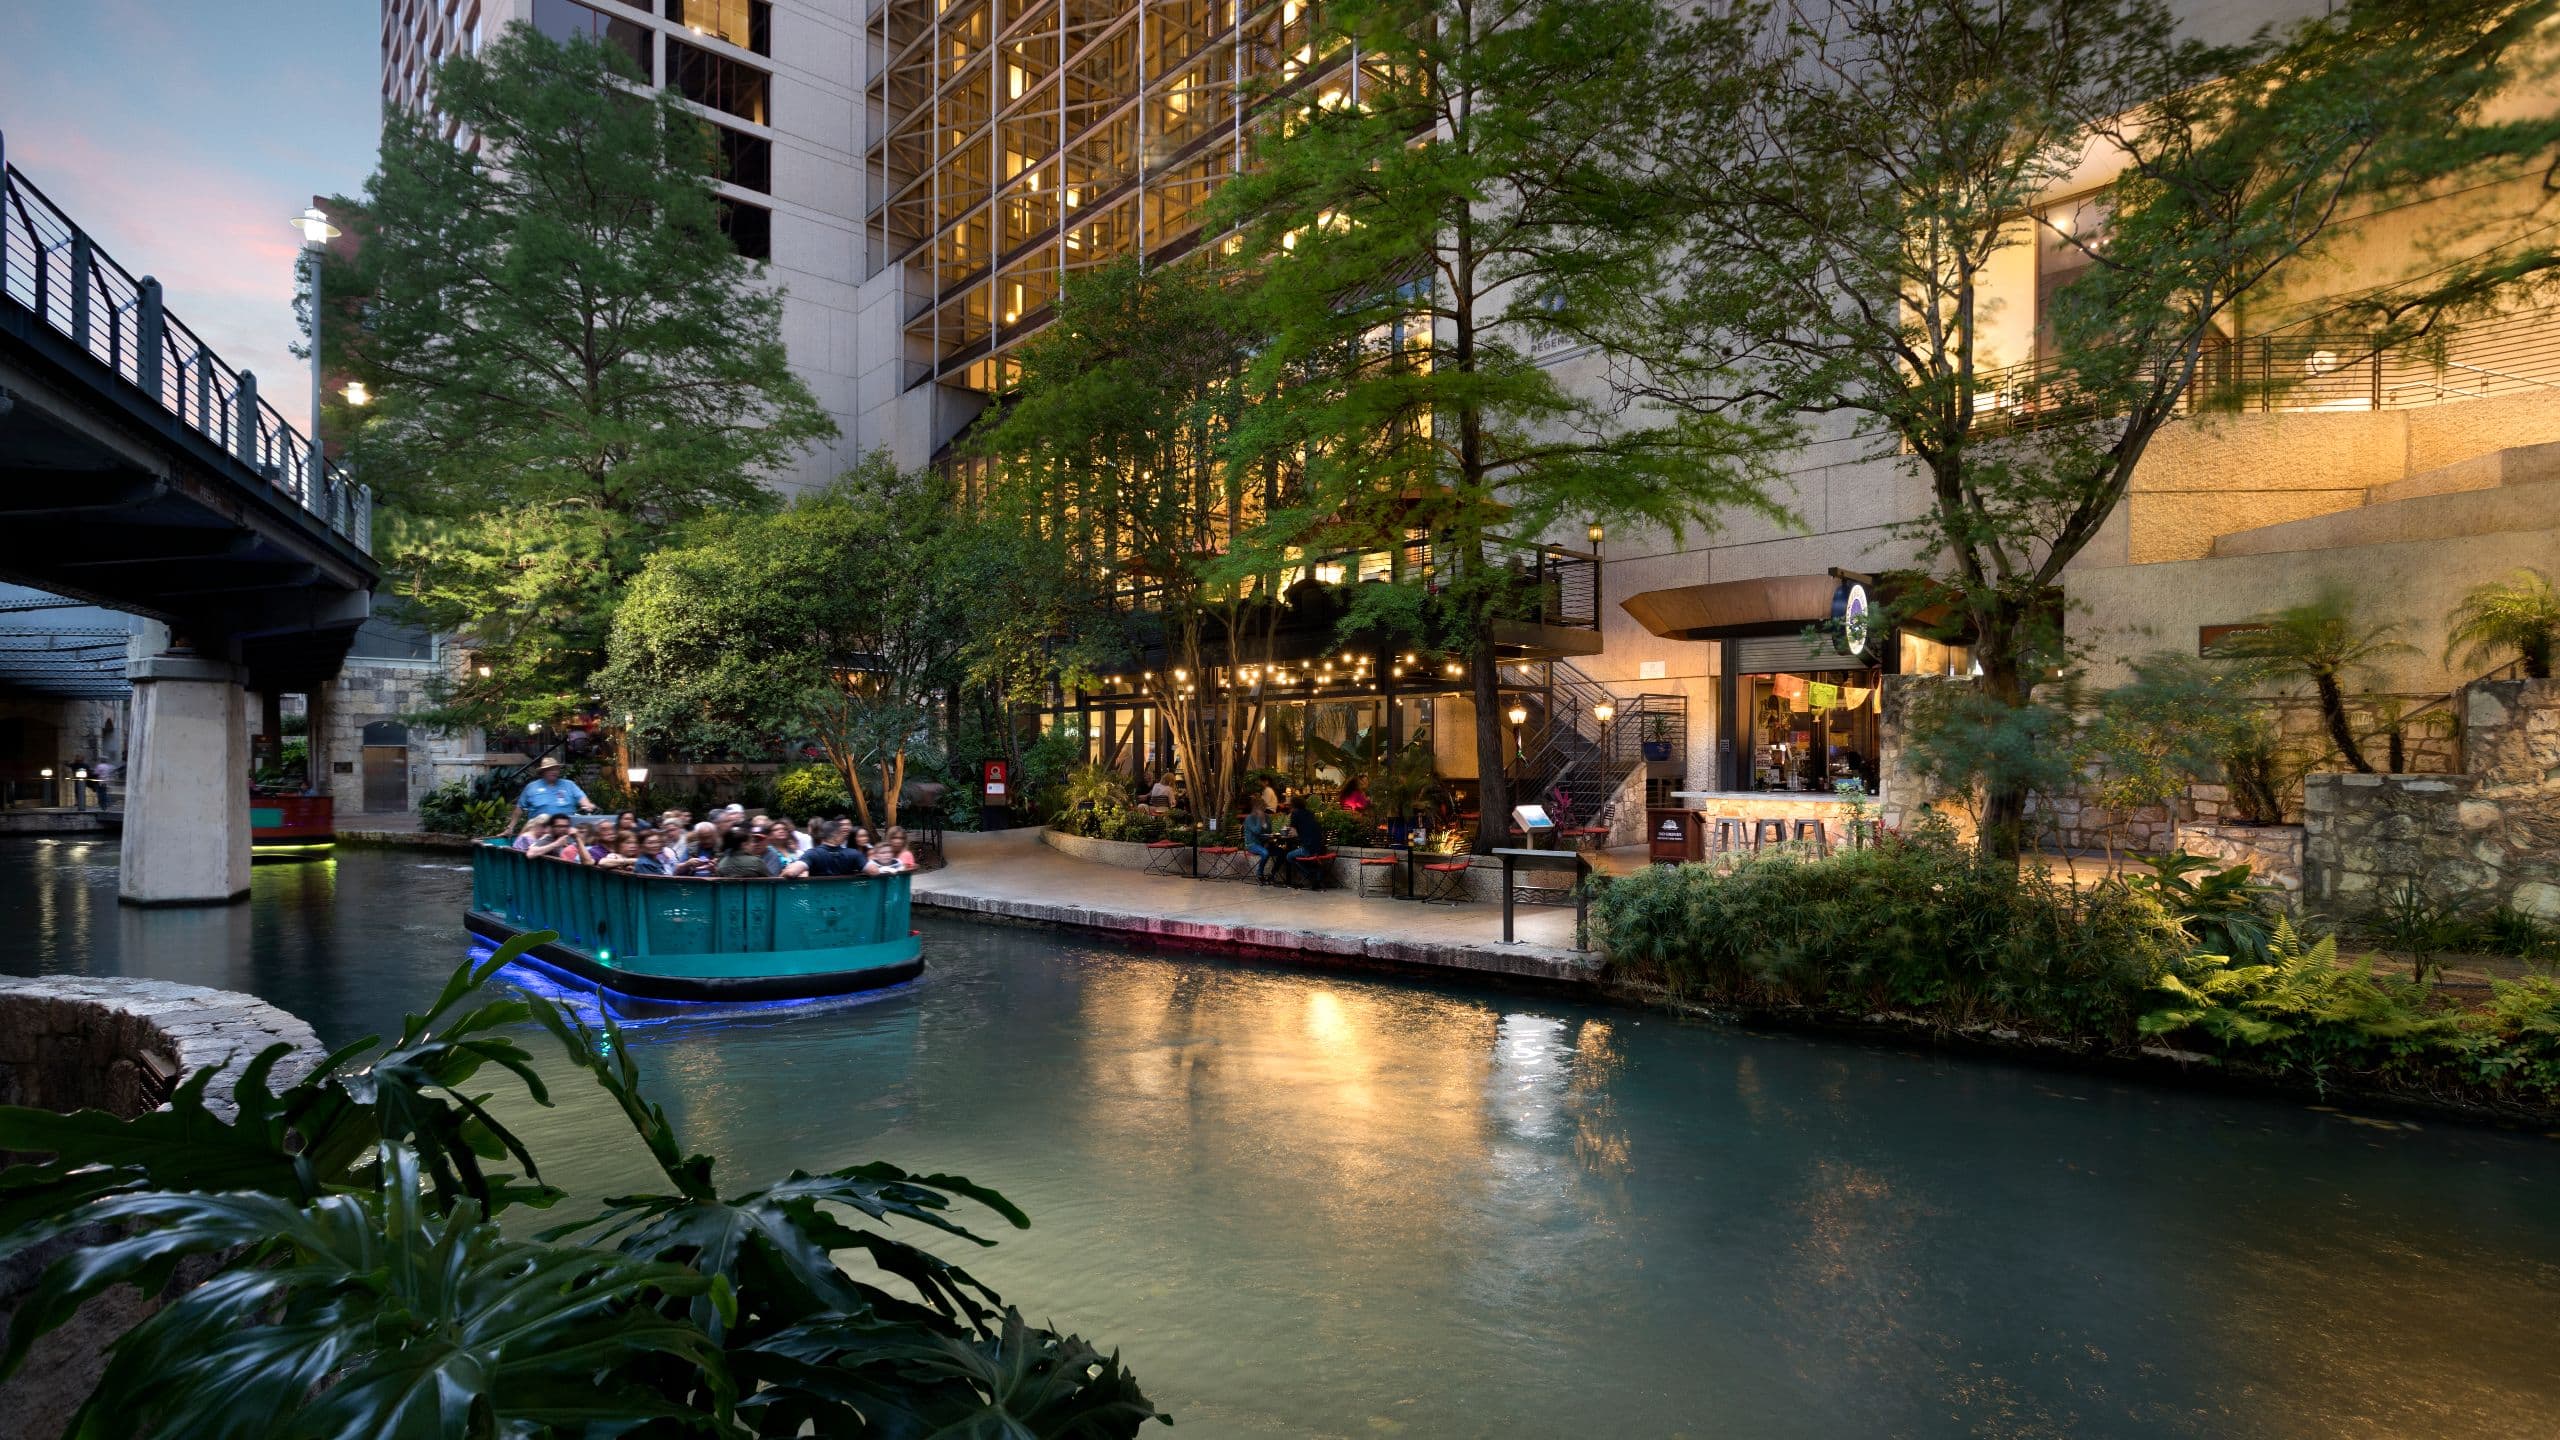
[1471,640,1509,853]
[1976,647,2031,861]
[2314,671,2371,772]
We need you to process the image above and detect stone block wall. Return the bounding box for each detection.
[2173,820,2308,897]
[318,653,489,817]
[2302,680,2560,920]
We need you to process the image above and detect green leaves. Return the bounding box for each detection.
[0,940,1165,1436]
[332,22,834,729]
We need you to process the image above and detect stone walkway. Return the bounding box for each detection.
[913,828,1609,986]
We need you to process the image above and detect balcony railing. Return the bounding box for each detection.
[0,137,371,552]
[1972,302,2560,433]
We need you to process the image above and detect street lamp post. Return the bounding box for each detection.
[290,206,341,494]
[39,767,54,808]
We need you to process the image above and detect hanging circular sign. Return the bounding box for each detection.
[1833,581,1870,657]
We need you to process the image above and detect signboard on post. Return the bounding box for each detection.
[1511,804,1555,848]
[981,759,1011,831]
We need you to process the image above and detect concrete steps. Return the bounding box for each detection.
[2209,440,2560,558]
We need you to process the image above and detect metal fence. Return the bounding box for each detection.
[0,136,371,553]
[1974,302,2560,432]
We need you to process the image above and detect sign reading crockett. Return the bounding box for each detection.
[1832,581,1870,658]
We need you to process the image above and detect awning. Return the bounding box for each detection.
[1620,574,1843,641]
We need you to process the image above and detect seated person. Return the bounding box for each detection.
[796,819,864,877]
[885,826,918,871]
[584,817,621,861]
[1143,772,1176,811]
[513,814,585,863]
[594,833,643,871]
[632,828,676,876]
[767,814,808,858]
[1241,795,1277,880]
[863,841,904,875]
[1338,776,1370,811]
[674,823,722,876]
[1284,797,1327,887]
[713,828,769,878]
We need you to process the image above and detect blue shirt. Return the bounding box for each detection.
[517,777,588,817]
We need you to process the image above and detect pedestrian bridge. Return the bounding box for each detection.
[0,133,380,903]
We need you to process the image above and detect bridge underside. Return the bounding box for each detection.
[0,312,373,694]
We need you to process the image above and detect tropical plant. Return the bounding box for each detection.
[0,941,1165,1437]
[2124,852,2285,965]
[2140,919,2444,1062]
[2444,566,2560,680]
[773,762,857,818]
[2210,584,2414,773]
[1365,737,1440,824]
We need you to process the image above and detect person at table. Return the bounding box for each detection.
[795,819,865,877]
[1241,794,1278,881]
[506,758,595,835]
[1284,795,1327,888]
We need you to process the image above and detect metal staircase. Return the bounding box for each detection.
[1497,659,1685,838]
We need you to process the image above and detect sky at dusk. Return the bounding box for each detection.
[2,0,383,413]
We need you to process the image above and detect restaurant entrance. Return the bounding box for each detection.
[1719,637,1881,795]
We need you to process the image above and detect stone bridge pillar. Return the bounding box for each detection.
[119,635,251,906]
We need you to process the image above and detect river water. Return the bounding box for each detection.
[6,836,2559,1438]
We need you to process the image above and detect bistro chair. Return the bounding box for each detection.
[1416,859,1472,905]
[1143,839,1192,878]
[1357,856,1400,899]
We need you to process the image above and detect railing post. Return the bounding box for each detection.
[2370,349,2383,411]
[197,358,214,440]
[67,231,93,352]
[135,276,165,402]
[235,369,260,465]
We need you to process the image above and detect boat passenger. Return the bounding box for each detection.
[585,817,621,861]
[632,828,676,876]
[514,813,586,863]
[505,757,595,836]
[764,821,806,874]
[798,819,866,877]
[674,823,721,875]
[862,841,904,876]
[595,833,642,871]
[885,826,918,871]
[714,828,769,878]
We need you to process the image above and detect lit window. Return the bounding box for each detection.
[665,0,771,56]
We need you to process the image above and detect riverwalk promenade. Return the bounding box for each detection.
[913,828,1616,986]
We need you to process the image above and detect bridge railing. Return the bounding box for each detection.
[0,139,371,553]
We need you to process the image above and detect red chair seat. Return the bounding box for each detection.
[1359,857,1396,866]
[1300,852,1339,863]
[1201,845,1241,855]
[1423,862,1469,873]
[1145,840,1183,849]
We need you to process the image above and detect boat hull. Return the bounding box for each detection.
[467,841,925,1002]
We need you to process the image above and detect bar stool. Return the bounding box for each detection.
[1790,818,1831,857]
[1751,817,1790,851]
[1708,817,1751,856]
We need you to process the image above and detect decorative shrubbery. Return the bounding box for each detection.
[1593,826,2560,1114]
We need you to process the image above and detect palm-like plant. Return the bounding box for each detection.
[2444,567,2559,680]
[0,940,1166,1438]
[2210,584,2413,773]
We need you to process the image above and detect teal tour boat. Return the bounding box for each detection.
[466,840,924,1002]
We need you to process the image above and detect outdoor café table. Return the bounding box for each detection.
[1491,847,1592,950]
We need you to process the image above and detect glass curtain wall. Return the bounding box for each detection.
[865,0,1355,395]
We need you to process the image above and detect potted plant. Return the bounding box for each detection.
[1368,741,1438,846]
[1640,712,1674,762]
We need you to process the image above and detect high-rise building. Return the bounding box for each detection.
[382,0,868,494]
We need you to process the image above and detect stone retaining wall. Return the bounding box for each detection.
[2172,821,2307,898]
[0,976,326,1121]
[2302,680,2560,920]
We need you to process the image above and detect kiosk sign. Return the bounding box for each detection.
[981,759,1012,830]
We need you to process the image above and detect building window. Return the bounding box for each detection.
[1722,638,1882,795]
[712,123,771,193]
[668,37,769,124]
[720,199,772,260]
[667,0,770,56]
[529,0,651,79]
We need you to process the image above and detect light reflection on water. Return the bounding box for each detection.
[5,838,2560,1437]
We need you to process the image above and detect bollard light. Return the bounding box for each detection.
[625,766,649,785]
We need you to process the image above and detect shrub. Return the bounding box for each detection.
[417,774,513,835]
[773,761,855,817]
[0,941,1165,1436]
[2124,852,2285,965]
[1593,831,2188,1038]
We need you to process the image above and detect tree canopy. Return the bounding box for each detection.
[332,23,833,729]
